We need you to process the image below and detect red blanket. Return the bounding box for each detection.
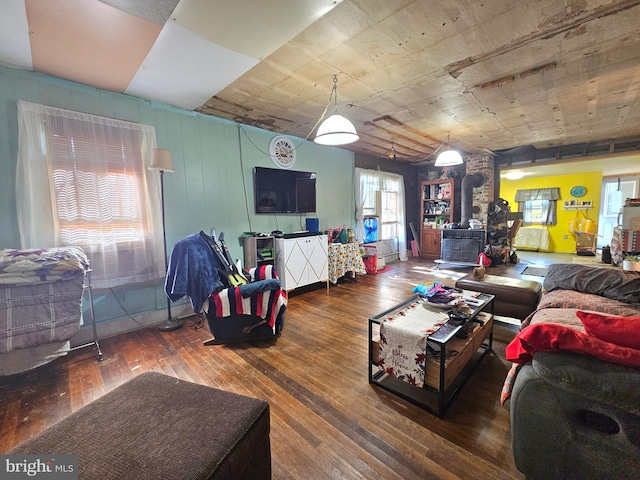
[501,318,640,405]
[506,323,640,369]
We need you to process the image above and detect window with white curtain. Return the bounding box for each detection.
[355,168,408,261]
[16,101,165,288]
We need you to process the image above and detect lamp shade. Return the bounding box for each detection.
[314,114,360,146]
[149,148,174,172]
[434,149,463,166]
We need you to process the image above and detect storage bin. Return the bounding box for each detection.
[361,244,378,274]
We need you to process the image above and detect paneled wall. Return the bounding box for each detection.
[0,65,354,337]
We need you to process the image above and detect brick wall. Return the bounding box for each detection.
[464,153,495,227]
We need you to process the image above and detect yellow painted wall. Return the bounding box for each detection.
[500,171,602,253]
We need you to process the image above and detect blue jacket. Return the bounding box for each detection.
[164,233,223,313]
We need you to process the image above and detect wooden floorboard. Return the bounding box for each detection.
[0,257,530,479]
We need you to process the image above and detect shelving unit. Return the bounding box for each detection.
[243,236,275,270]
[419,179,455,258]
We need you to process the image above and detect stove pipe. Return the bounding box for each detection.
[460,173,485,228]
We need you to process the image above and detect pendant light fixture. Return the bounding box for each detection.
[314,75,359,146]
[434,132,463,166]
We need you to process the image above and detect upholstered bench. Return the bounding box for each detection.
[455,274,542,320]
[10,372,271,480]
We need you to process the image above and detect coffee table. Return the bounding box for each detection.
[368,290,494,417]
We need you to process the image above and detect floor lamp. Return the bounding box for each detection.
[149,149,182,332]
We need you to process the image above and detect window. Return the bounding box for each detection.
[379,190,398,239]
[361,189,398,237]
[515,188,560,226]
[16,101,165,288]
[524,199,548,224]
[355,168,408,261]
[48,120,149,246]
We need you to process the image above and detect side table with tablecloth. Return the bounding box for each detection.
[327,243,367,284]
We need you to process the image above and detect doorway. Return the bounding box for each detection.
[597,176,638,248]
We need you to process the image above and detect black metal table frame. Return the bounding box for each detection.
[368,292,494,417]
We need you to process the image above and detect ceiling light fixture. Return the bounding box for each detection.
[388,143,397,161]
[434,132,463,166]
[504,171,525,180]
[314,75,359,146]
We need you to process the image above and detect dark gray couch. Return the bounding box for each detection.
[510,264,640,479]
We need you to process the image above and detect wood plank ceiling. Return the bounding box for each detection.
[1,0,640,163]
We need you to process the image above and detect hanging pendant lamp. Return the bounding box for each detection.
[434,132,463,166]
[314,75,359,146]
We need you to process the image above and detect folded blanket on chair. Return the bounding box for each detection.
[238,278,281,297]
[209,265,287,333]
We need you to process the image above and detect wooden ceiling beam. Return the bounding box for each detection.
[364,120,438,155]
[355,132,429,161]
[373,115,444,150]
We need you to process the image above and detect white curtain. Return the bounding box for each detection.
[354,167,408,261]
[16,101,165,288]
[355,168,378,243]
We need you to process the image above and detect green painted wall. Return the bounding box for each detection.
[500,171,602,253]
[0,65,354,334]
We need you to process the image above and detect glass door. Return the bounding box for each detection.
[598,177,638,248]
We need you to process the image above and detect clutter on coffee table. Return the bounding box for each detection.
[369,289,495,416]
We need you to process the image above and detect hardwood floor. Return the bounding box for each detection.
[0,257,531,479]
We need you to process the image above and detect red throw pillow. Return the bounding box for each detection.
[505,323,640,369]
[577,311,640,350]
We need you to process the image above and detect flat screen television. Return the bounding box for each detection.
[254,167,317,214]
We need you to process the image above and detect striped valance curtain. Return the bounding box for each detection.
[514,188,561,202]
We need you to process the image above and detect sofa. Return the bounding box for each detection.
[505,263,640,480]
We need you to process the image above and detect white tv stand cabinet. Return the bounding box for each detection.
[275,234,328,292]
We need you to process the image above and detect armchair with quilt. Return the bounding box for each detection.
[164,232,286,344]
[205,263,286,344]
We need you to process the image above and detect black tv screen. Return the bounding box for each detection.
[254,167,317,214]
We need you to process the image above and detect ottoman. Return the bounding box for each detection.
[10,372,271,480]
[455,274,542,320]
